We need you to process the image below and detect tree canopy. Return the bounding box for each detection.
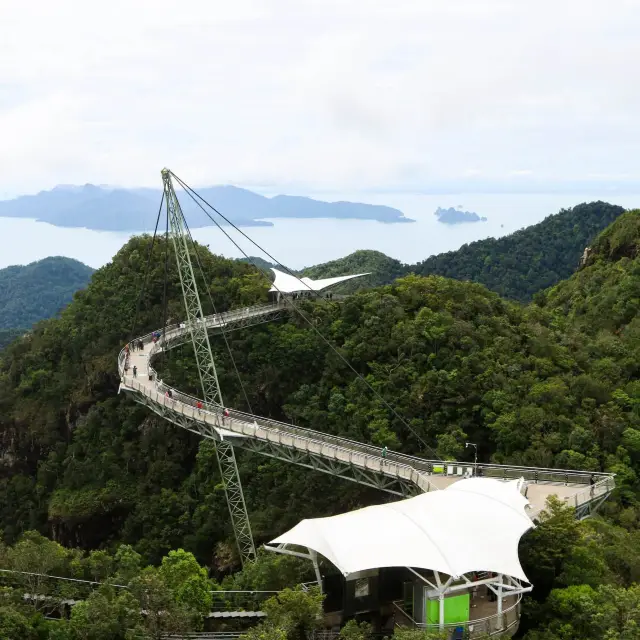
[411,201,625,301]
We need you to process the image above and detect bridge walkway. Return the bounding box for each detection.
[118,303,615,518]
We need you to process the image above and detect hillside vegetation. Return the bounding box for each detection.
[301,249,405,292]
[0,257,93,330]
[412,201,625,301]
[0,328,22,351]
[0,212,638,638]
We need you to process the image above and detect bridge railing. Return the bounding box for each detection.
[121,304,615,501]
[118,303,287,377]
[563,475,616,508]
[393,593,522,638]
[125,375,437,494]
[209,590,278,611]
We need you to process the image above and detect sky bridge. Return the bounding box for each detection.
[118,301,615,521]
[114,169,615,637]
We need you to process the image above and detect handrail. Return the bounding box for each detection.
[124,376,436,494]
[393,593,522,633]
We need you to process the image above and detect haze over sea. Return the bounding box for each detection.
[1,191,639,271]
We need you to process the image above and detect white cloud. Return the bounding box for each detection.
[1,0,639,195]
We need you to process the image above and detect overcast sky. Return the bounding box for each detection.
[1,0,639,197]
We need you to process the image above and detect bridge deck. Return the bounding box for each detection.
[119,303,614,519]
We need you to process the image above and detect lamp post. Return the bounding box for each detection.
[465,442,478,477]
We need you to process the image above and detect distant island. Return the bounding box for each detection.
[0,184,414,231]
[435,206,487,224]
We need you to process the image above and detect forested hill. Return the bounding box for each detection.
[256,201,627,301]
[301,250,405,291]
[235,250,404,293]
[0,213,639,637]
[0,257,94,330]
[411,201,625,301]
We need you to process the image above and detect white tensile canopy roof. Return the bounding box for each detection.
[270,478,533,582]
[268,268,370,294]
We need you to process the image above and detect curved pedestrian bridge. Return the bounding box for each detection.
[118,302,615,519]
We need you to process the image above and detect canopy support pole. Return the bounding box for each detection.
[433,571,455,631]
[497,573,504,630]
[309,549,323,593]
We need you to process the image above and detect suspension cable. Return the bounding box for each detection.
[174,173,325,299]
[181,214,255,414]
[131,192,164,341]
[161,202,170,369]
[171,172,438,457]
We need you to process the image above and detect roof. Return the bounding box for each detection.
[268,268,370,294]
[270,478,533,582]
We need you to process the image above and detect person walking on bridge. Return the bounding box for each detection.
[222,407,230,425]
[132,365,137,378]
[382,446,388,459]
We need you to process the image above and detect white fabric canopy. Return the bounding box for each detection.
[270,478,533,582]
[268,268,370,294]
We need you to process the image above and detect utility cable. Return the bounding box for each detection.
[171,172,439,459]
[131,192,164,341]
[181,212,254,414]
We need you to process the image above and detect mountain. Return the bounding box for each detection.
[236,256,278,273]
[0,184,413,231]
[0,215,640,637]
[236,250,405,294]
[300,250,405,292]
[0,257,94,330]
[410,201,626,301]
[539,209,640,335]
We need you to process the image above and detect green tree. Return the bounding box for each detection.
[129,568,192,639]
[261,587,324,640]
[159,549,213,617]
[5,531,72,614]
[64,586,144,640]
[524,584,640,640]
[520,497,581,599]
[0,607,37,640]
[339,619,373,640]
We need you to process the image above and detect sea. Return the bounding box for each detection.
[1,192,639,270]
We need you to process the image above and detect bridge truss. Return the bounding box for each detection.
[161,169,255,565]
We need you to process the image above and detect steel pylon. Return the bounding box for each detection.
[161,168,256,565]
